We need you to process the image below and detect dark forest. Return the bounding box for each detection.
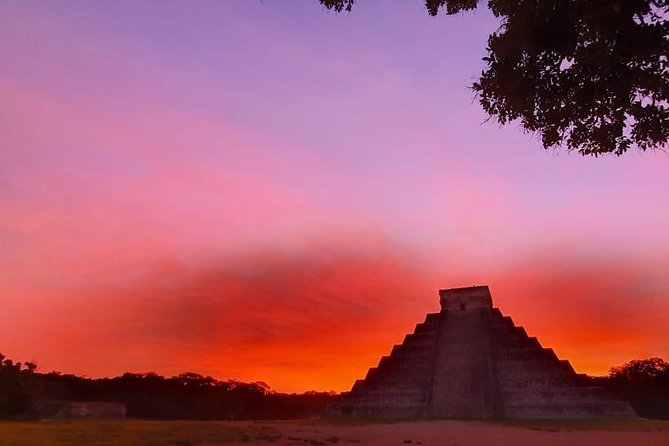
[1,353,668,420]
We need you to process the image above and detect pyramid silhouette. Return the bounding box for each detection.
[335,286,635,419]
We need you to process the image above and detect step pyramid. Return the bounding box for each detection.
[334,286,635,419]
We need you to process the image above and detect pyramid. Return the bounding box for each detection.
[334,286,635,419]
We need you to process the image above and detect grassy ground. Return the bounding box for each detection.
[0,420,274,446]
[494,417,669,431]
[306,416,669,430]
[295,417,414,426]
[2,418,669,446]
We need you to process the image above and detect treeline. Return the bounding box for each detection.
[0,354,40,417]
[0,353,337,419]
[587,357,669,420]
[3,353,669,420]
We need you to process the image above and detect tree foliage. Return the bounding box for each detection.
[604,357,669,418]
[319,0,669,156]
[609,357,669,381]
[0,353,336,420]
[0,353,42,417]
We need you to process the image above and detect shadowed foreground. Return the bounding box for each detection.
[0,421,263,446]
[2,419,669,446]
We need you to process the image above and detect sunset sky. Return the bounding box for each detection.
[1,1,669,393]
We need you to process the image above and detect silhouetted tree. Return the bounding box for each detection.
[0,354,338,420]
[597,357,669,419]
[610,357,669,381]
[319,0,669,156]
[0,353,42,417]
[0,350,338,420]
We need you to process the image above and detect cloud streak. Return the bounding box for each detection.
[1,1,668,393]
[22,239,433,391]
[5,238,666,392]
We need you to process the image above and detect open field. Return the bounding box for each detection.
[1,419,669,446]
[0,420,268,446]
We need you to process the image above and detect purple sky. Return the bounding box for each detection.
[1,1,668,391]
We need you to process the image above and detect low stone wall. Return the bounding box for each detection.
[35,401,126,419]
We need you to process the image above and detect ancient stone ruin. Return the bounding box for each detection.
[335,286,635,419]
[36,401,126,419]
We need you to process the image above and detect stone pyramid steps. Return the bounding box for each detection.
[343,313,440,416]
[488,305,634,418]
[499,386,611,400]
[332,286,636,419]
[484,310,632,417]
[503,400,635,418]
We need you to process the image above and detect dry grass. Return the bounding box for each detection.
[292,417,413,426]
[0,420,271,446]
[308,416,669,431]
[2,417,669,446]
[494,417,669,431]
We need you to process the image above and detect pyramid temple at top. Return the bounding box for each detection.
[333,286,635,419]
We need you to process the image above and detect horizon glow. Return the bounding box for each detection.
[1,0,668,392]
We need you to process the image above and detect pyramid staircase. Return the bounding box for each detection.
[334,286,635,419]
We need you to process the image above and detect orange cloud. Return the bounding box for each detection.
[490,251,669,376]
[22,240,435,392]
[3,239,668,393]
